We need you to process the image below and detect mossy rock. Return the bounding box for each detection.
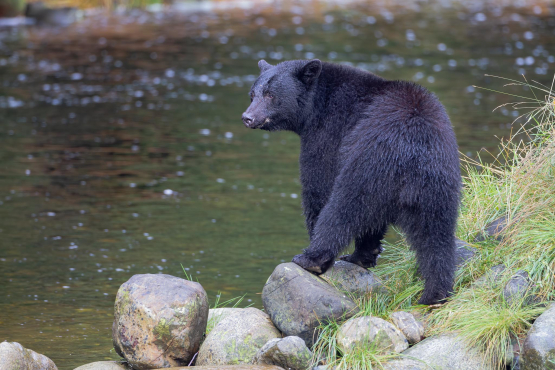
[112,274,209,369]
[254,336,312,370]
[0,341,57,370]
[197,308,282,366]
[521,303,555,369]
[337,316,408,354]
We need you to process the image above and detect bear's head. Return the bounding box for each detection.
[242,59,322,133]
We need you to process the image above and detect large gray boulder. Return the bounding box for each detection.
[73,362,128,370]
[520,303,555,369]
[262,263,358,347]
[390,311,425,345]
[321,260,384,296]
[0,342,57,370]
[254,336,312,370]
[112,274,209,369]
[337,316,408,354]
[381,334,495,370]
[197,308,282,366]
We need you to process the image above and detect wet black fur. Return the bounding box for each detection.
[242,59,461,305]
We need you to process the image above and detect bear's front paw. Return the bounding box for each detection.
[292,253,334,275]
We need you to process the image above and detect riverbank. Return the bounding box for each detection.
[1,2,554,367]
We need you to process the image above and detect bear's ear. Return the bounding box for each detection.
[298,59,322,85]
[258,59,273,73]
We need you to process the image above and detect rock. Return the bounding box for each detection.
[197,307,281,366]
[455,238,477,267]
[207,308,244,333]
[390,311,425,345]
[158,366,285,369]
[503,270,533,306]
[0,341,57,370]
[112,274,209,370]
[321,260,384,296]
[474,264,506,287]
[208,307,244,323]
[74,361,128,370]
[336,316,408,354]
[262,263,358,347]
[381,334,495,370]
[475,216,508,242]
[254,336,312,370]
[520,303,555,369]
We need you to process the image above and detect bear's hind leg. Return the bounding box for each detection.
[339,226,387,268]
[403,214,456,305]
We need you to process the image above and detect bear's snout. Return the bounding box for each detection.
[242,112,255,128]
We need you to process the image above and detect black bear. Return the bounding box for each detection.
[242,59,461,305]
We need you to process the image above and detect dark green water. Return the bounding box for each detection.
[0,1,554,368]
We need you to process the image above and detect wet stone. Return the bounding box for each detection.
[382,334,495,370]
[0,341,58,370]
[112,274,209,370]
[475,216,508,242]
[321,260,384,296]
[254,336,312,370]
[159,366,285,370]
[455,238,477,267]
[262,262,358,347]
[503,270,533,306]
[336,316,408,354]
[390,311,425,345]
[520,303,555,369]
[474,264,506,287]
[197,307,281,366]
[73,361,128,370]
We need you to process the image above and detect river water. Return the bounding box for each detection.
[0,0,554,368]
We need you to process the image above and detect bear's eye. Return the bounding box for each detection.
[266,93,274,99]
[250,92,254,102]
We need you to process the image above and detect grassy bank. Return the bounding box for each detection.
[312,76,555,369]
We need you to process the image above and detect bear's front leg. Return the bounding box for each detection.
[292,158,385,275]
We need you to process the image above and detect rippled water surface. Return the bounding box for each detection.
[1,1,554,368]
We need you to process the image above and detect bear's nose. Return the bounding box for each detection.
[242,113,254,127]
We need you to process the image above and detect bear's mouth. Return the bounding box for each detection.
[247,117,270,129]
